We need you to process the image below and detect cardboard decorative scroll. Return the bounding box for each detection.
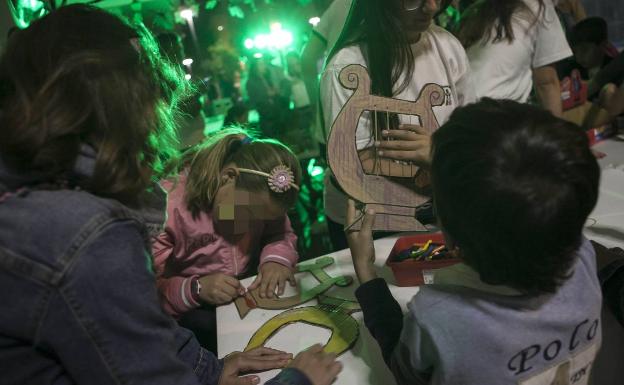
[327,64,445,231]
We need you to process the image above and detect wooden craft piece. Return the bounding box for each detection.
[234,256,353,319]
[244,295,361,356]
[327,64,446,231]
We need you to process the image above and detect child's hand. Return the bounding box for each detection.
[249,262,296,299]
[288,344,343,385]
[346,199,378,284]
[198,273,245,305]
[218,347,292,385]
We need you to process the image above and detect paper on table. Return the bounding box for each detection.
[585,167,624,249]
[217,237,414,385]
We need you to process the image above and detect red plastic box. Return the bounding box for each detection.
[386,233,461,287]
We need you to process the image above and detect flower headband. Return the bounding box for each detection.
[237,165,300,193]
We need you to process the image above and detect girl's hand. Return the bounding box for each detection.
[198,273,245,305]
[345,200,377,284]
[218,347,292,385]
[375,124,432,166]
[248,262,296,299]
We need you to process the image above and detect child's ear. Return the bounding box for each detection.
[220,167,238,184]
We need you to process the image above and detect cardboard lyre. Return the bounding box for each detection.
[327,64,445,231]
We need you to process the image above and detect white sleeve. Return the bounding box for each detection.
[314,0,352,48]
[532,0,573,68]
[452,41,477,106]
[314,0,341,44]
[320,65,351,138]
[434,29,477,107]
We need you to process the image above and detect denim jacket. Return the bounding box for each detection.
[0,147,310,385]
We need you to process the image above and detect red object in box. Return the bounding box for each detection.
[560,69,587,111]
[386,233,461,287]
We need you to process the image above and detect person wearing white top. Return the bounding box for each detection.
[457,0,572,117]
[320,0,474,250]
[301,0,354,147]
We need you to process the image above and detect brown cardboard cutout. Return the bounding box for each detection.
[327,64,445,231]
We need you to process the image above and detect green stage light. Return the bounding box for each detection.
[179,8,194,21]
[9,0,47,29]
[310,166,324,177]
[244,22,295,52]
[228,5,245,19]
[253,52,263,58]
[182,58,194,66]
[308,17,320,27]
[255,34,269,49]
[307,159,325,178]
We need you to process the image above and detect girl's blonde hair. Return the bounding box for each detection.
[183,127,302,218]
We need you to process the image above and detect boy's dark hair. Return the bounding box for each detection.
[431,99,600,296]
[569,17,608,47]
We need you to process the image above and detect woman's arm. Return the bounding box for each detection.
[41,220,220,385]
[533,65,564,117]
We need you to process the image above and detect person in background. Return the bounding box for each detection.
[156,32,206,150]
[0,5,340,385]
[153,128,301,352]
[245,57,288,138]
[281,52,315,155]
[320,0,473,251]
[568,17,623,98]
[553,0,586,33]
[223,102,250,127]
[347,99,601,385]
[301,0,353,155]
[457,0,571,117]
[561,17,624,128]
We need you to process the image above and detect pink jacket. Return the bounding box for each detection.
[152,174,299,317]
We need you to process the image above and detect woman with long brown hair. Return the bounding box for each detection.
[457,0,571,117]
[320,0,475,250]
[0,5,340,385]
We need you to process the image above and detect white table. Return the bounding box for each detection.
[216,235,417,385]
[585,139,624,248]
[217,139,624,385]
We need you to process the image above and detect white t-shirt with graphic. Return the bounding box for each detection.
[467,0,572,103]
[320,25,475,223]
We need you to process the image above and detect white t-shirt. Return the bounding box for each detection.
[313,0,353,53]
[320,25,475,223]
[290,78,311,108]
[467,0,572,102]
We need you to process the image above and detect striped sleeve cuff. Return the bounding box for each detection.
[181,275,201,309]
[261,254,294,268]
